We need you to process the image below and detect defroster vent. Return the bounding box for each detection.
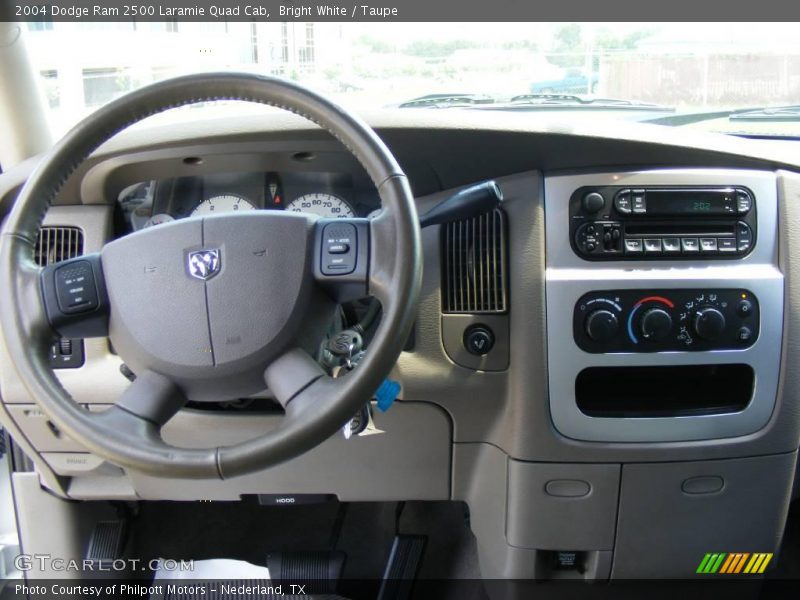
[35,226,84,266]
[442,208,507,313]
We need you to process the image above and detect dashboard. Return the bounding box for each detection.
[117,170,382,233]
[1,109,800,580]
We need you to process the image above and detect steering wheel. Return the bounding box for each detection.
[0,73,422,479]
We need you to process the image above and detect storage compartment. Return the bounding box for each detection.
[576,364,754,417]
[506,461,620,551]
[613,452,796,578]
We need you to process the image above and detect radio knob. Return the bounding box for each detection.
[582,192,605,214]
[693,308,727,340]
[640,308,673,341]
[585,309,619,342]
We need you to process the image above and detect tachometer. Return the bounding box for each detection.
[192,194,256,216]
[285,193,355,218]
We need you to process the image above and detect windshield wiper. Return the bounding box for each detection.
[506,94,670,109]
[398,94,495,109]
[647,105,800,126]
[395,92,672,112]
[729,105,800,121]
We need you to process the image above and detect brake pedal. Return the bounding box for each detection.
[377,535,427,600]
[266,551,346,595]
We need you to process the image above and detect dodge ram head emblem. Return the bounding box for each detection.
[187,249,220,280]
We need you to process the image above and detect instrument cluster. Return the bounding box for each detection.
[117,170,381,233]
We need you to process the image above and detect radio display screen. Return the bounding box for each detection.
[646,189,735,215]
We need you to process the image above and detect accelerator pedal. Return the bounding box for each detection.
[85,520,126,569]
[266,551,346,595]
[377,535,427,600]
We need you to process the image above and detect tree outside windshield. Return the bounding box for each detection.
[22,21,800,137]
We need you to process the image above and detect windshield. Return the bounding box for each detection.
[22,21,800,138]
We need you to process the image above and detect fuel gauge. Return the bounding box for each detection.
[266,173,283,208]
[144,213,175,228]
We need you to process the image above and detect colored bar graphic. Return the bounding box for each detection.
[698,552,773,574]
[756,553,773,573]
[719,553,735,573]
[733,553,750,573]
[697,553,713,573]
[720,553,737,573]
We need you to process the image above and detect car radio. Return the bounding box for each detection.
[569,186,756,260]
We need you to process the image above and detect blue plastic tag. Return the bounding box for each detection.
[375,379,401,412]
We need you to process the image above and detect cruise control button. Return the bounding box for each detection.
[55,261,99,314]
[662,237,681,252]
[328,243,350,254]
[644,238,662,253]
[700,238,718,252]
[681,237,700,252]
[718,238,737,252]
[321,222,357,275]
[624,239,643,253]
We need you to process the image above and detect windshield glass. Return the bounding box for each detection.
[23,21,800,138]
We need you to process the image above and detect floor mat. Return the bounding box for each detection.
[130,499,483,590]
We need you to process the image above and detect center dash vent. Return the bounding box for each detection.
[442,208,507,313]
[34,226,84,266]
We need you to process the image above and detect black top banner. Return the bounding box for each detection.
[3,0,800,22]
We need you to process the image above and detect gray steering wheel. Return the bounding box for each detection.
[0,73,422,479]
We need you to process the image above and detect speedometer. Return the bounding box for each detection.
[285,193,355,218]
[192,194,256,216]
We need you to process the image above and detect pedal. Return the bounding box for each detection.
[85,520,126,569]
[266,551,346,595]
[377,535,427,600]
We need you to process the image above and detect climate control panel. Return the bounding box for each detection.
[573,289,759,353]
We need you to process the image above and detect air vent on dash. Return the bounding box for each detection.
[442,208,507,313]
[34,226,84,266]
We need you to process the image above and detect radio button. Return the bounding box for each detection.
[624,238,643,253]
[736,190,752,214]
[737,222,753,252]
[681,237,700,252]
[718,238,737,252]
[644,238,662,253]
[632,190,647,214]
[700,238,718,252]
[662,237,681,252]
[614,190,632,214]
[583,192,606,213]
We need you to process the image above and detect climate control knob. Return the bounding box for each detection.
[585,309,619,342]
[640,308,673,341]
[693,307,726,340]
